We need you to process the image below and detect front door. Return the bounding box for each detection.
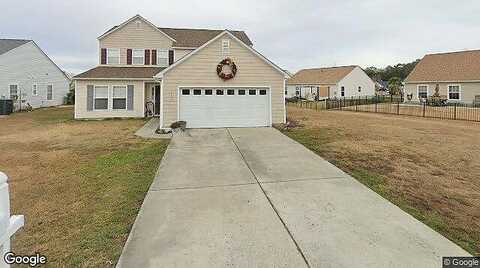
[154,85,161,115]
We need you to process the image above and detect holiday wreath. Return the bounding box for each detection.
[216,58,237,80]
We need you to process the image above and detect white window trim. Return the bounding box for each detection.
[106,48,120,65]
[32,84,38,96]
[112,85,128,110]
[156,49,169,67]
[9,84,19,100]
[447,84,461,101]
[417,84,429,99]
[132,48,145,65]
[46,85,53,100]
[93,85,109,111]
[222,39,230,55]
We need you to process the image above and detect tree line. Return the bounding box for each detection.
[365,59,420,82]
[364,59,421,95]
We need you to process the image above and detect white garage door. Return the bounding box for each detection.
[179,87,270,128]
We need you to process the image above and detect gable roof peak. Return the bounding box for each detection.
[0,39,32,55]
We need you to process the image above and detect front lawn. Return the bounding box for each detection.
[280,106,480,255]
[0,107,169,266]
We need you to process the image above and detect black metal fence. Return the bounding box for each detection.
[328,97,480,122]
[293,96,480,122]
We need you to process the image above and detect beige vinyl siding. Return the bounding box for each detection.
[173,48,194,62]
[99,19,173,65]
[74,80,146,119]
[161,34,285,127]
[405,82,480,103]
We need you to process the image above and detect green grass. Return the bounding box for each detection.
[279,126,478,255]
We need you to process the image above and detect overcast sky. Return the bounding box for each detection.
[2,0,479,74]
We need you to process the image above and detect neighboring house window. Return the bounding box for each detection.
[222,39,230,55]
[448,85,460,100]
[157,49,168,67]
[295,86,300,96]
[32,84,38,96]
[341,86,345,97]
[132,49,144,65]
[418,85,428,99]
[358,86,362,93]
[94,86,109,110]
[9,85,18,100]
[112,86,127,109]
[47,85,53,100]
[107,48,120,65]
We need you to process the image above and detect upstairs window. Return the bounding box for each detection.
[132,49,144,65]
[448,85,460,100]
[341,86,345,97]
[418,85,428,99]
[47,85,53,100]
[9,85,18,100]
[157,49,168,67]
[107,48,120,65]
[222,39,230,55]
[358,86,362,93]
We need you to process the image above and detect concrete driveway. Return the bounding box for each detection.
[117,128,470,267]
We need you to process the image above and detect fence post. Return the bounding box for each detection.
[423,102,426,117]
[397,101,400,115]
[0,172,24,267]
[454,103,457,120]
[375,96,378,113]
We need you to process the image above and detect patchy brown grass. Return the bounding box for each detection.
[0,107,169,266]
[282,106,480,255]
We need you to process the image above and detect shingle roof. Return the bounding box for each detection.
[287,66,357,85]
[74,66,166,79]
[0,39,31,55]
[405,50,480,82]
[159,28,252,47]
[101,25,252,47]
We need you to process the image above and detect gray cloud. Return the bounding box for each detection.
[2,0,479,74]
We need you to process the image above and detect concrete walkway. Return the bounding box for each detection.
[134,117,171,139]
[118,128,470,267]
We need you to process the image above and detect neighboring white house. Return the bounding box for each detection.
[286,65,375,100]
[0,39,70,110]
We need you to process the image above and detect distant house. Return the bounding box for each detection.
[0,39,70,110]
[404,50,480,103]
[375,80,389,95]
[286,66,375,100]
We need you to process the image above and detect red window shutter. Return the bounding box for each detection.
[151,50,157,65]
[101,48,107,64]
[145,49,150,65]
[127,49,132,65]
[168,50,174,65]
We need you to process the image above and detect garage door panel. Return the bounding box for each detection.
[179,88,270,128]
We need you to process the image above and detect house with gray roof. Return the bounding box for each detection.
[0,39,70,110]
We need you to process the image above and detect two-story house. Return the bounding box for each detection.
[73,15,288,129]
[0,39,70,110]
